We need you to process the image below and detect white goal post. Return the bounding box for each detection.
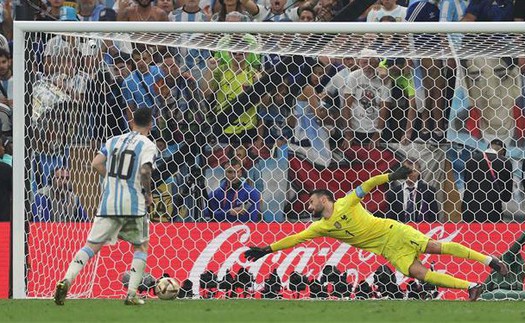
[12,21,525,300]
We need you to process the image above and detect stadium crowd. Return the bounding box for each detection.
[1,0,525,223]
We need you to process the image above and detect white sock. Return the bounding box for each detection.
[468,282,478,289]
[64,246,95,284]
[483,256,492,265]
[127,251,147,296]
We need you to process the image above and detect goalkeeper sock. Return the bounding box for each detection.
[64,246,95,284]
[423,270,470,290]
[441,242,491,265]
[127,251,147,296]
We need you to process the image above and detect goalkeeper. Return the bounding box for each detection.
[244,165,508,301]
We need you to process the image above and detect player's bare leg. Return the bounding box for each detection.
[54,242,102,305]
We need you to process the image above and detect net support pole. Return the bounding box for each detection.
[12,22,27,299]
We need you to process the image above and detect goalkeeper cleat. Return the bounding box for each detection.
[489,256,508,276]
[468,283,484,301]
[54,279,69,306]
[124,294,145,306]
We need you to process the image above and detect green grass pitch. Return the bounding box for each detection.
[1,299,525,322]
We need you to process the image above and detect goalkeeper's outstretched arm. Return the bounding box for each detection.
[346,165,413,206]
[244,227,321,261]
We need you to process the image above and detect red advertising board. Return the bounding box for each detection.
[0,222,9,298]
[25,222,524,300]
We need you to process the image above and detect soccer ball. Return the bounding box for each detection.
[155,277,180,300]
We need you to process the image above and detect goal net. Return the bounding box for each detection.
[13,21,525,300]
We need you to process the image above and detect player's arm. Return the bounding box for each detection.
[91,153,107,177]
[140,142,157,206]
[140,163,153,206]
[244,224,321,261]
[343,166,413,207]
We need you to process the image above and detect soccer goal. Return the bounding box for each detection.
[12,21,525,300]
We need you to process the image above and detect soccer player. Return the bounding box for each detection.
[54,107,157,306]
[244,166,509,301]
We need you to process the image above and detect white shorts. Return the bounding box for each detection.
[87,216,149,246]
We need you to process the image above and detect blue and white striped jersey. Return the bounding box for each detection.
[439,0,469,21]
[168,8,208,22]
[97,131,157,217]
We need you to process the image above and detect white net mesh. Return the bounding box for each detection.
[19,24,525,300]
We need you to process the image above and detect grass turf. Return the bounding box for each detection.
[1,299,525,322]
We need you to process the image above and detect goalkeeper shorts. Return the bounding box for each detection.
[381,223,430,276]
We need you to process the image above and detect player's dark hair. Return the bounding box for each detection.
[379,15,396,22]
[298,6,316,19]
[223,157,242,169]
[0,48,10,60]
[133,108,152,128]
[310,189,334,202]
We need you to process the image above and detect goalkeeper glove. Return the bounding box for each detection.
[388,165,413,181]
[244,246,272,261]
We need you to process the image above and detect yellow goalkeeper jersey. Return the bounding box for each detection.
[271,174,398,256]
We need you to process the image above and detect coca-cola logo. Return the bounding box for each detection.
[188,224,462,297]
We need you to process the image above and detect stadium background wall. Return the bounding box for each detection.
[24,222,525,300]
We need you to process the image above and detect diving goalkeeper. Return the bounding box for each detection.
[244,166,508,301]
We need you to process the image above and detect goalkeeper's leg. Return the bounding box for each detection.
[425,240,508,276]
[408,260,483,301]
[55,242,101,305]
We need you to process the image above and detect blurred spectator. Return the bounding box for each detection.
[169,0,207,21]
[0,102,10,136]
[288,62,334,168]
[206,158,261,222]
[439,0,469,22]
[462,139,513,222]
[156,0,175,13]
[461,0,522,21]
[117,0,169,21]
[155,53,209,221]
[258,80,294,149]
[83,44,129,141]
[156,53,208,145]
[211,0,258,21]
[463,57,521,146]
[325,57,357,111]
[32,167,88,222]
[91,54,133,137]
[406,0,446,143]
[121,45,164,127]
[168,0,211,78]
[0,33,8,53]
[78,0,116,21]
[343,49,391,149]
[367,0,407,22]
[0,0,13,41]
[0,47,12,108]
[0,161,11,221]
[0,135,11,166]
[34,0,64,20]
[229,144,256,171]
[314,0,335,21]
[202,35,259,146]
[378,58,418,144]
[385,159,438,222]
[42,7,81,76]
[224,8,250,21]
[324,56,358,151]
[298,5,316,21]
[253,0,302,21]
